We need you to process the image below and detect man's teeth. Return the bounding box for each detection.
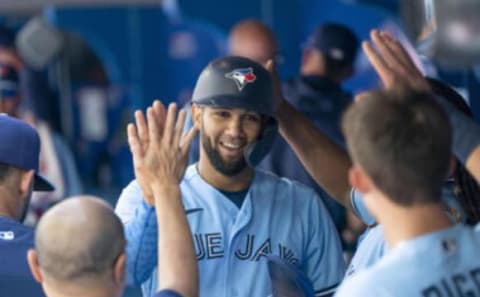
[222,143,242,149]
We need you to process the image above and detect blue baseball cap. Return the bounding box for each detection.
[0,63,19,99]
[304,23,359,66]
[0,114,54,191]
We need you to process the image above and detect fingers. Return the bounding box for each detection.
[127,123,142,158]
[173,108,187,147]
[180,126,199,156]
[362,40,394,88]
[135,101,191,152]
[380,32,419,75]
[152,100,166,137]
[135,110,149,147]
[147,107,160,143]
[370,30,408,76]
[162,103,178,145]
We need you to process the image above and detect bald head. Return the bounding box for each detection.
[34,196,125,285]
[228,19,278,64]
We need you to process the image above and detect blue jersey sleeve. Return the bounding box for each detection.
[304,189,345,297]
[350,189,376,226]
[154,289,183,297]
[115,180,158,286]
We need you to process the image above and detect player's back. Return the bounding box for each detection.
[336,224,480,297]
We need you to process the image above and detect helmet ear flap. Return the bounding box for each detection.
[244,119,278,167]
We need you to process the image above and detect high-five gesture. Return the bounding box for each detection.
[363,30,429,91]
[127,101,199,297]
[127,101,198,205]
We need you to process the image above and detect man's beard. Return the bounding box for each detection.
[201,132,248,176]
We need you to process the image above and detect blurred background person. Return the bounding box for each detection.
[228,19,279,65]
[260,23,363,255]
[0,115,54,297]
[0,24,82,226]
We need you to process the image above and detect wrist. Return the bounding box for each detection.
[151,181,180,197]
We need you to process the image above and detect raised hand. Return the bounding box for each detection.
[363,30,429,91]
[127,101,198,205]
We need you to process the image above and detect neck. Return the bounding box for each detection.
[301,67,324,77]
[43,280,121,297]
[197,156,254,192]
[378,202,454,249]
[0,187,21,221]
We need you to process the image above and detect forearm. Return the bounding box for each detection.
[115,183,158,285]
[277,100,352,208]
[435,95,480,183]
[153,183,198,297]
[466,147,480,183]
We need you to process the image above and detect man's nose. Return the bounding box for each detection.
[225,117,244,137]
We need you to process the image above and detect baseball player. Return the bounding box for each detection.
[336,86,480,296]
[346,79,480,278]
[29,101,199,297]
[0,114,54,297]
[115,56,345,297]
[269,29,480,277]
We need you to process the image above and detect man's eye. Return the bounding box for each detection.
[245,114,260,122]
[215,111,230,118]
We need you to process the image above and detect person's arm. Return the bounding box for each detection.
[277,101,352,208]
[127,101,198,297]
[115,180,158,286]
[433,96,480,182]
[264,61,353,210]
[363,29,480,183]
[466,147,480,182]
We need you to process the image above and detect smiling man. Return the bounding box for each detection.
[115,56,344,297]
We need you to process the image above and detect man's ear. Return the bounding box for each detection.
[191,104,202,129]
[349,166,373,195]
[113,253,126,286]
[20,170,35,197]
[301,48,314,68]
[27,249,43,283]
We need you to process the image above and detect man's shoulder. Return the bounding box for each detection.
[335,268,380,296]
[253,169,322,206]
[255,169,316,192]
[339,252,407,296]
[0,217,34,244]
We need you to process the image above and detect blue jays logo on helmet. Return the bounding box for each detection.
[225,67,257,91]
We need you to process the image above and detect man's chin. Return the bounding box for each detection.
[216,160,248,176]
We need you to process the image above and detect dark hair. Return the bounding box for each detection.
[427,77,480,224]
[342,86,452,206]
